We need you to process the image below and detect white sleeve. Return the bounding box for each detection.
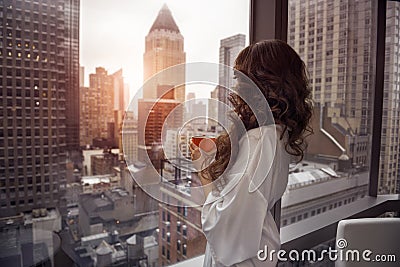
[201,131,275,266]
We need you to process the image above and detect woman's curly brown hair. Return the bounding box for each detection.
[201,40,313,183]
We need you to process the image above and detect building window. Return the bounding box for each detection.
[182,225,187,237]
[183,244,187,256]
[183,207,188,217]
[311,210,316,216]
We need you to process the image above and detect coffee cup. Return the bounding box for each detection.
[191,136,216,152]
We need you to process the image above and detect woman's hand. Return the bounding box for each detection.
[188,139,217,172]
[188,139,216,195]
[188,140,202,161]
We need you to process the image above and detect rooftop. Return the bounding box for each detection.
[149,4,180,33]
[81,174,112,185]
[80,188,131,218]
[24,208,61,225]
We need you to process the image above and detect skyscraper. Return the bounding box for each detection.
[112,69,125,112]
[143,3,186,102]
[208,87,219,130]
[382,1,400,194]
[64,0,80,152]
[288,0,400,194]
[79,66,85,87]
[0,0,79,216]
[79,67,114,147]
[137,98,182,168]
[138,4,186,165]
[217,34,246,128]
[112,69,126,149]
[121,111,138,164]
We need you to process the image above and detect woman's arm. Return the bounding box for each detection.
[197,169,213,198]
[189,140,215,198]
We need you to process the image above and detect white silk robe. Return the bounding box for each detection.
[201,124,290,267]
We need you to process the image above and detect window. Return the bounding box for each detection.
[182,244,187,256]
[4,1,398,266]
[183,206,188,217]
[284,0,379,232]
[182,225,187,237]
[378,1,400,195]
[166,232,170,243]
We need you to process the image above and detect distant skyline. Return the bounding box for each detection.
[80,0,249,99]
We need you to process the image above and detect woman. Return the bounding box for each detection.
[189,40,313,266]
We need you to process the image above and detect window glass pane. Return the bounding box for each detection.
[80,1,249,267]
[379,0,400,195]
[1,0,249,266]
[284,0,378,229]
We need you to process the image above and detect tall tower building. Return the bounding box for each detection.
[382,1,400,194]
[208,86,219,130]
[79,67,114,147]
[143,3,186,102]
[64,0,80,152]
[79,66,85,87]
[112,69,126,149]
[137,98,182,168]
[0,0,79,216]
[217,34,246,128]
[288,0,400,194]
[289,0,377,135]
[123,83,130,113]
[121,111,138,164]
[138,4,185,166]
[112,69,125,112]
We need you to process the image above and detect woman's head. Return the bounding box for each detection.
[233,39,313,158]
[203,40,313,182]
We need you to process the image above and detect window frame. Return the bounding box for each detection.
[250,0,391,227]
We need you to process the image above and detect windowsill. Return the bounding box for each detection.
[170,194,400,267]
[281,194,400,251]
[169,255,204,267]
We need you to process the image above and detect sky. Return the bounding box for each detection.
[80,0,249,100]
